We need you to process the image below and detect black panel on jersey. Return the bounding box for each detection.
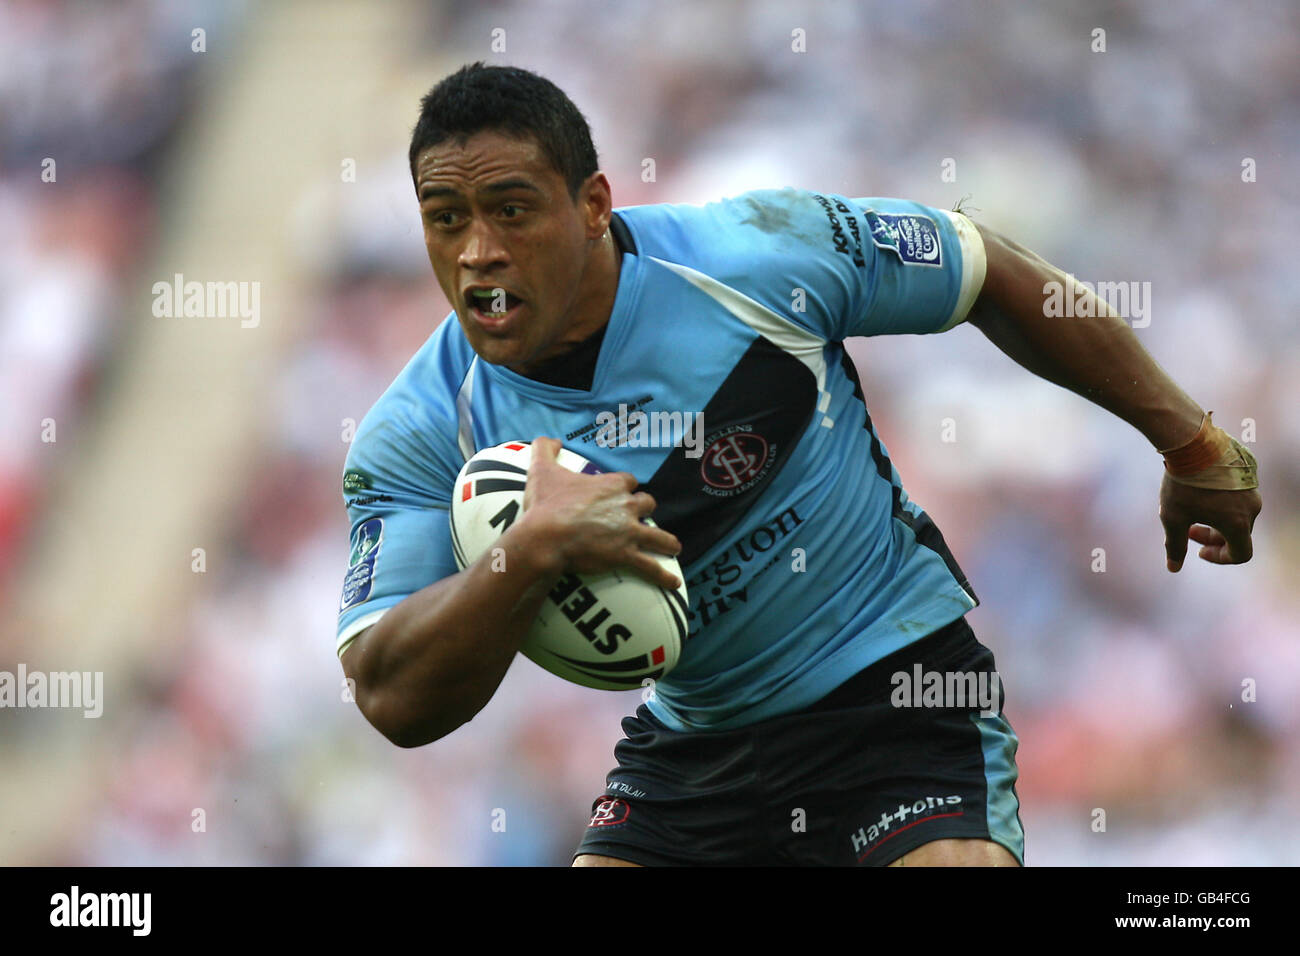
[836,349,979,605]
[522,323,607,391]
[639,334,818,566]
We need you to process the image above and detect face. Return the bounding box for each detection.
[415,130,614,374]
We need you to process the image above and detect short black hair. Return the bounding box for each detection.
[408,62,599,199]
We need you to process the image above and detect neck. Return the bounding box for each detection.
[559,226,622,346]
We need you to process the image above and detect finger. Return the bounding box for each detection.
[628,553,682,591]
[523,438,560,511]
[628,491,658,518]
[637,525,683,557]
[1215,519,1254,564]
[1160,510,1191,573]
[529,436,560,466]
[1197,538,1239,563]
[1187,525,1226,548]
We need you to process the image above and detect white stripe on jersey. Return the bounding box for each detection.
[456,357,478,461]
[650,257,835,430]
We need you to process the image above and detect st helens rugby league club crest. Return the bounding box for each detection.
[699,424,776,498]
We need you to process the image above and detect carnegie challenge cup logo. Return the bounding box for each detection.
[700,425,775,497]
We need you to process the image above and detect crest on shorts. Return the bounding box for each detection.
[588,797,631,829]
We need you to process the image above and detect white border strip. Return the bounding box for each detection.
[936,210,988,332]
[336,607,389,659]
[456,358,478,461]
[651,256,834,428]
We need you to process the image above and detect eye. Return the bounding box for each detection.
[424,208,461,229]
[501,204,522,218]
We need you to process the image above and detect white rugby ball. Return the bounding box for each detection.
[449,441,689,690]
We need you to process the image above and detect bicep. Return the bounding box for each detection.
[969,222,1031,317]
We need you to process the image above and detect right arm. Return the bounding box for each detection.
[341,437,681,748]
[341,514,563,747]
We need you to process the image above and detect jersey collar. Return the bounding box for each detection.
[478,211,644,402]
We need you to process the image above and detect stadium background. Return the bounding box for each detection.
[1,0,1296,865]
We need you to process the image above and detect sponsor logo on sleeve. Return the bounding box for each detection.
[813,194,866,267]
[864,211,942,267]
[341,517,383,611]
[343,469,373,494]
[346,493,393,507]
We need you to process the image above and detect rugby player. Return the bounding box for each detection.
[335,63,1261,866]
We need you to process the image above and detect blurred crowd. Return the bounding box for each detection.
[0,0,234,585]
[4,0,1297,865]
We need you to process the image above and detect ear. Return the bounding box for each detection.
[579,171,613,241]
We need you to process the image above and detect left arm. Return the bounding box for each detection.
[964,222,1261,572]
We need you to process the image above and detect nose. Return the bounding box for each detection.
[458,219,509,272]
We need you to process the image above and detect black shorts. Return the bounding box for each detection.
[574,615,1025,866]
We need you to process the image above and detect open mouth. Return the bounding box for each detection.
[466,287,525,323]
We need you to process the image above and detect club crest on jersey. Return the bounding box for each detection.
[700,425,776,497]
[864,211,942,266]
[341,517,383,611]
[588,797,631,829]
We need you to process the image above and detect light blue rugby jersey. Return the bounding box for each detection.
[336,188,988,733]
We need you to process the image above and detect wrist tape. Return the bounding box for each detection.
[1159,412,1258,491]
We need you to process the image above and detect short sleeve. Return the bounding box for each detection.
[335,408,462,659]
[845,198,987,338]
[675,189,986,343]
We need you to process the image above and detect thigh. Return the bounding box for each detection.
[572,854,643,867]
[887,838,1020,867]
